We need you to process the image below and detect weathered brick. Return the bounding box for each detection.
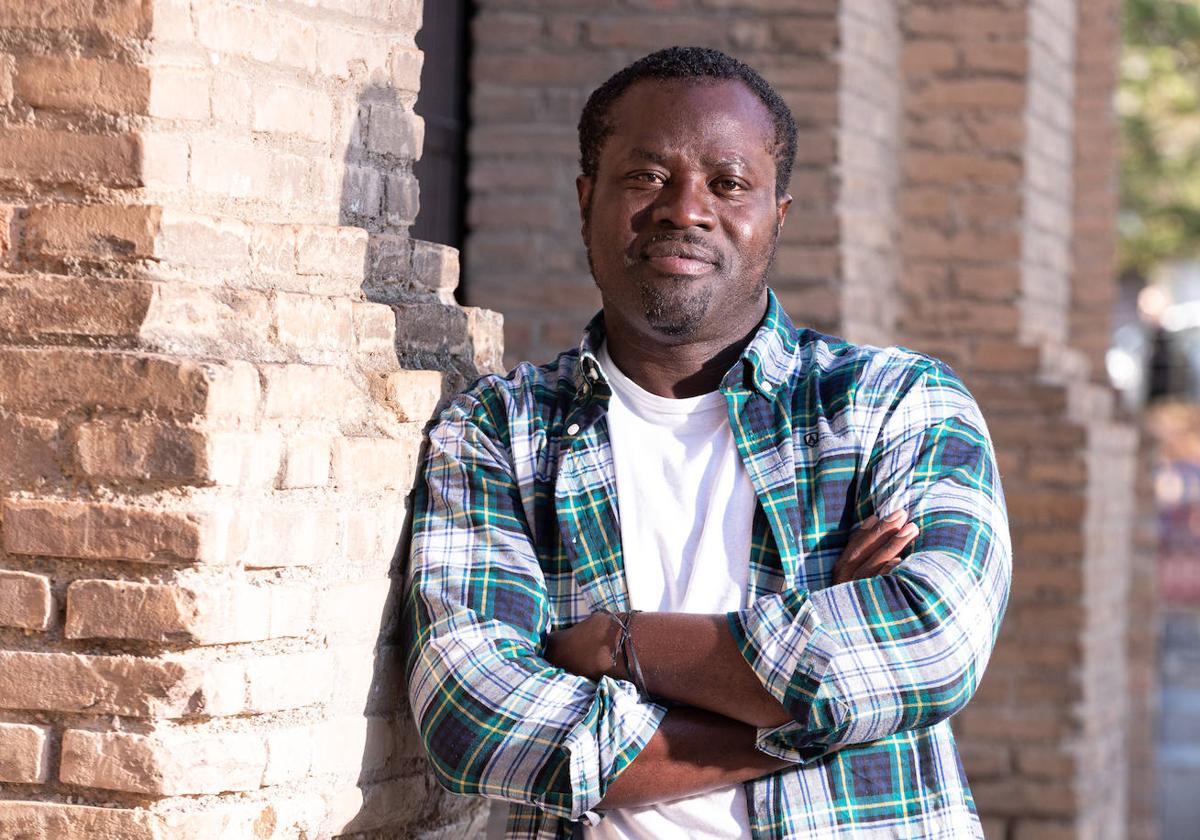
[0,570,52,630]
[60,727,267,795]
[0,413,61,486]
[331,435,419,492]
[15,55,150,114]
[226,504,339,569]
[389,46,424,92]
[195,1,316,71]
[261,363,363,419]
[148,65,211,120]
[252,83,333,142]
[0,128,142,188]
[383,369,444,422]
[241,651,333,713]
[0,722,50,783]
[392,302,469,355]
[0,650,204,717]
[0,54,14,106]
[280,435,331,489]
[64,579,311,643]
[365,104,424,160]
[0,274,152,341]
[3,498,211,564]
[138,131,191,190]
[0,349,260,419]
[73,418,206,482]
[315,579,393,641]
[23,203,162,261]
[273,293,355,353]
[0,0,151,36]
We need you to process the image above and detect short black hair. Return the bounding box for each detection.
[578,46,798,199]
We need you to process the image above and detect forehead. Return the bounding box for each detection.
[602,78,776,166]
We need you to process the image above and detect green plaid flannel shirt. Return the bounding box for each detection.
[405,289,1011,839]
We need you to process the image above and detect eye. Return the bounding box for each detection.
[628,171,666,186]
[713,177,747,193]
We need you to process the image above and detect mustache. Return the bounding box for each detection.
[633,233,722,266]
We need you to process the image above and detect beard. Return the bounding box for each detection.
[637,274,714,337]
[585,231,779,341]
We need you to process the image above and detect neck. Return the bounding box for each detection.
[602,306,766,399]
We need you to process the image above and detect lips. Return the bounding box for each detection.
[639,240,718,276]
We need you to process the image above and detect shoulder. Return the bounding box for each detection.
[432,349,582,450]
[794,328,958,396]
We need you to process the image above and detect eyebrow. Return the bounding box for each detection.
[628,148,750,169]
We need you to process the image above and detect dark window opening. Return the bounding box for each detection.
[413,0,471,284]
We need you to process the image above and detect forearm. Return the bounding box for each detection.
[605,612,791,728]
[597,705,789,809]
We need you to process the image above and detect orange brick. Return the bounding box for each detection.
[64,579,311,643]
[60,727,267,795]
[23,203,163,260]
[0,349,259,419]
[0,0,151,36]
[3,498,209,564]
[0,570,52,630]
[0,413,63,486]
[73,418,207,483]
[909,79,1025,111]
[15,56,150,114]
[0,274,152,341]
[0,650,207,717]
[0,54,14,106]
[0,127,142,188]
[0,722,50,783]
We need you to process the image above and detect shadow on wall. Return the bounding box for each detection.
[329,84,497,838]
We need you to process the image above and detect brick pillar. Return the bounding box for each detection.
[0,1,494,837]
[898,1,1142,838]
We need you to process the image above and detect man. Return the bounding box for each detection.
[405,47,1010,839]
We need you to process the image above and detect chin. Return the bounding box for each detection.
[639,281,712,339]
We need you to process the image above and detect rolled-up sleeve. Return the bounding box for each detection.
[726,360,1011,763]
[404,393,667,819]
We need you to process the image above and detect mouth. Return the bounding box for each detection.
[639,241,719,276]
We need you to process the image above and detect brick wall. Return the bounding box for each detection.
[0,1,494,837]
[897,1,1144,838]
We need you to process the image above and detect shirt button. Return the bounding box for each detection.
[567,423,580,435]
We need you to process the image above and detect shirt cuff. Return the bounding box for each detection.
[726,590,848,762]
[561,674,669,821]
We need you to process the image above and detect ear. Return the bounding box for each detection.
[776,193,793,230]
[576,175,594,231]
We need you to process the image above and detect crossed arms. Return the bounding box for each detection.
[403,360,1011,821]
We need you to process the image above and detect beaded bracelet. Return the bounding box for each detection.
[598,608,649,700]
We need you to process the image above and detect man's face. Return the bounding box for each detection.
[577,79,791,348]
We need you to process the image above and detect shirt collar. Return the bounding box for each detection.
[574,288,799,401]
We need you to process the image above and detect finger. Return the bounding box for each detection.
[836,511,908,581]
[845,524,919,582]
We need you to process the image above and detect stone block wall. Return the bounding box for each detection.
[0,1,495,837]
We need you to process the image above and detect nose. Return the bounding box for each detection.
[651,177,715,231]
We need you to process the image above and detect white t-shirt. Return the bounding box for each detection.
[583,342,757,840]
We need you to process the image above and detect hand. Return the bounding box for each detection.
[832,510,918,584]
[543,611,618,681]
